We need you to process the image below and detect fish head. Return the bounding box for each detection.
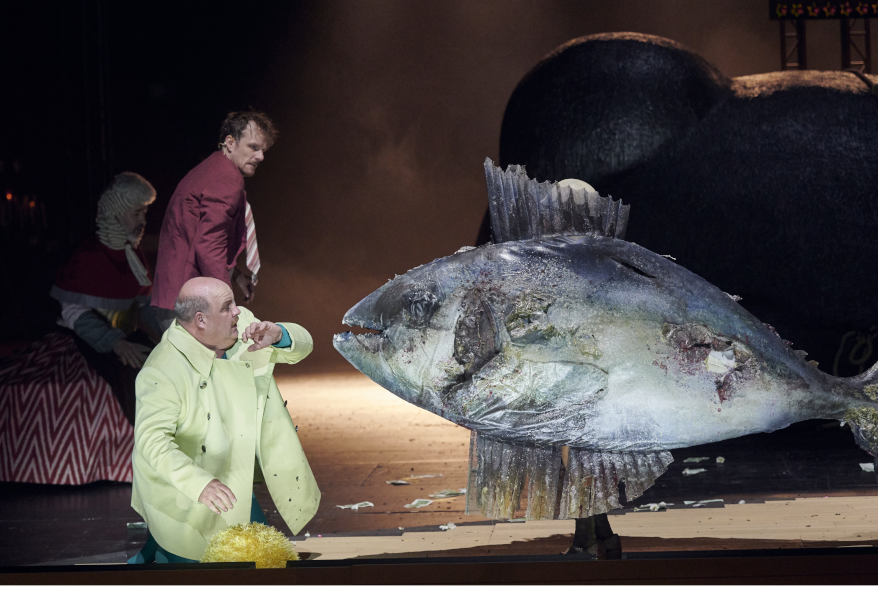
[333,241,595,429]
[335,245,530,416]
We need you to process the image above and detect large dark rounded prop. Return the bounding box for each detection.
[493,32,878,376]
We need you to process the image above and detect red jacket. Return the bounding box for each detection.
[151,151,246,310]
[51,236,152,309]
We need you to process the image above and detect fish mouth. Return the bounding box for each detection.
[333,328,387,354]
[333,303,390,357]
[334,314,396,395]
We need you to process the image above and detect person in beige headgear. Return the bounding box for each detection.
[0,172,162,488]
[49,171,162,423]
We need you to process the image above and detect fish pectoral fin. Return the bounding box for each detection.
[448,354,608,446]
[465,354,608,421]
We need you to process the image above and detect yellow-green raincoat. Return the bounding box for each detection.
[131,307,320,560]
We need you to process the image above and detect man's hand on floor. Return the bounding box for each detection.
[199,479,237,515]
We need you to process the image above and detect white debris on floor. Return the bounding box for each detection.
[428,489,466,499]
[684,499,724,507]
[633,502,674,512]
[336,502,374,510]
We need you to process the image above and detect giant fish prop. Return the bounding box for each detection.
[489,32,878,377]
[335,159,878,520]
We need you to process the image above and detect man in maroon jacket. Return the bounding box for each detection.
[151,111,278,331]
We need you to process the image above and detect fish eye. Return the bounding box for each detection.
[404,284,441,327]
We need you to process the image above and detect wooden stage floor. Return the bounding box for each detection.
[2,372,878,566]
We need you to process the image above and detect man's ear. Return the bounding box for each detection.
[224,134,236,150]
[194,311,206,329]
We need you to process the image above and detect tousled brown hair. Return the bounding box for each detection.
[219,111,278,148]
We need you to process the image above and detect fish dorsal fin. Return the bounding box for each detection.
[484,157,630,244]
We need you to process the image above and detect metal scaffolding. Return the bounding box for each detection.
[780,19,807,70]
[771,2,873,73]
[841,17,872,72]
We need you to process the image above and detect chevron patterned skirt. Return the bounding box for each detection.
[0,332,133,484]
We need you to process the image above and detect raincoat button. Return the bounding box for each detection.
[207,413,211,420]
[200,381,207,389]
[201,445,206,453]
[245,363,251,368]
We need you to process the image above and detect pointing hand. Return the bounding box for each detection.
[242,321,283,352]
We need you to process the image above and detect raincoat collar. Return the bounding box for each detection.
[166,320,218,379]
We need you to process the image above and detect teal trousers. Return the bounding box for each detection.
[128,493,269,564]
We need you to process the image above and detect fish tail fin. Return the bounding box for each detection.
[863,358,878,383]
[841,359,878,457]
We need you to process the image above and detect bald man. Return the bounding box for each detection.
[129,277,319,563]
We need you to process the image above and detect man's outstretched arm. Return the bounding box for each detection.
[242,320,313,364]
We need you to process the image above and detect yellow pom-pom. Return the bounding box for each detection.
[201,522,299,568]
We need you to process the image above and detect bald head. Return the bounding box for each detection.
[175,277,241,355]
[175,277,228,323]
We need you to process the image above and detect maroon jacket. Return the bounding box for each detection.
[151,151,246,310]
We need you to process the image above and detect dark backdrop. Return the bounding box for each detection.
[2,0,870,372]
